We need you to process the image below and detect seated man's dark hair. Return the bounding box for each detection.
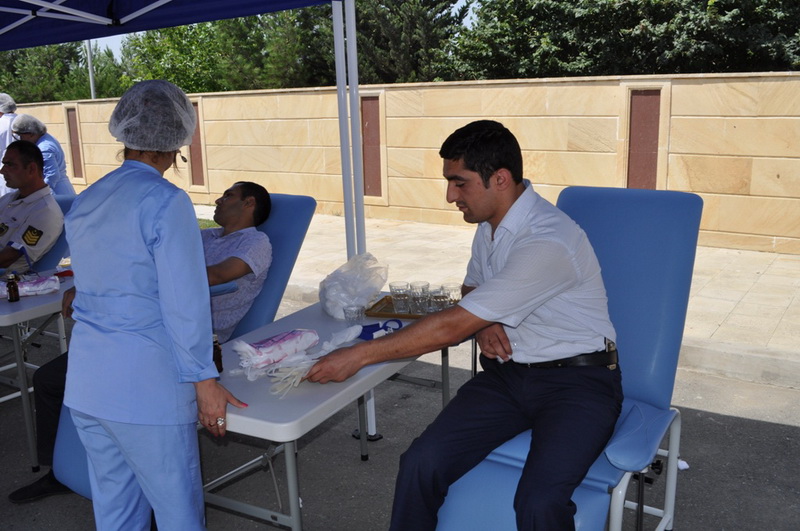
[235,181,272,226]
[7,140,44,173]
[439,120,523,187]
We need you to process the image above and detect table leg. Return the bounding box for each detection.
[365,389,378,435]
[284,440,303,530]
[57,314,67,354]
[13,323,39,472]
[357,395,368,461]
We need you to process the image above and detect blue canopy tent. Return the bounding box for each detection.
[0,0,368,258]
[0,0,381,437]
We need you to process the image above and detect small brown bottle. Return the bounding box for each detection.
[6,272,19,303]
[212,334,224,373]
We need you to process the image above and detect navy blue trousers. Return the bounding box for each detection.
[389,356,623,530]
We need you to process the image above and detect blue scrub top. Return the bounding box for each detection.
[37,133,75,196]
[64,160,217,425]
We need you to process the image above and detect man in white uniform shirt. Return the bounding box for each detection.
[306,120,623,530]
[0,140,63,272]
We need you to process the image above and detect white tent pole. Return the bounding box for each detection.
[344,0,366,255]
[343,0,378,437]
[331,0,356,259]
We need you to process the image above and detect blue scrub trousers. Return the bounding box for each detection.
[71,410,205,531]
[389,355,623,531]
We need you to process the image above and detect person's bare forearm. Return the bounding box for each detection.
[358,307,480,364]
[306,305,490,383]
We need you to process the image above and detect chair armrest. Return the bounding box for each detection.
[604,401,678,471]
[210,281,237,297]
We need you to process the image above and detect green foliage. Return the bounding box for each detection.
[122,23,232,93]
[0,44,80,103]
[452,0,800,79]
[198,218,219,229]
[355,0,471,83]
[2,0,799,102]
[58,45,132,100]
[120,2,469,91]
[0,42,128,103]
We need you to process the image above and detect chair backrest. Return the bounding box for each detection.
[53,406,92,499]
[229,193,316,339]
[556,186,702,410]
[33,194,74,272]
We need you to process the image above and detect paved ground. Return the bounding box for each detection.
[0,209,798,530]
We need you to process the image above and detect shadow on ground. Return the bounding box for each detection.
[1,313,798,530]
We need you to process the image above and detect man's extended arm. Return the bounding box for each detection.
[206,256,253,286]
[305,305,492,384]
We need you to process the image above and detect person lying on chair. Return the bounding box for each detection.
[7,181,272,504]
[0,140,63,271]
[306,120,623,530]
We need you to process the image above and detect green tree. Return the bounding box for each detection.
[258,7,337,88]
[58,44,131,100]
[121,2,469,92]
[0,44,82,103]
[122,23,232,93]
[453,0,800,79]
[356,0,471,83]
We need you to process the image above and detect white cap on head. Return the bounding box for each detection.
[12,114,46,135]
[0,93,17,113]
[108,80,196,152]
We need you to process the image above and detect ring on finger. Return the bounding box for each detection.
[216,417,226,427]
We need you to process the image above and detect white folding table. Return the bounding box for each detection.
[206,303,414,530]
[0,277,72,471]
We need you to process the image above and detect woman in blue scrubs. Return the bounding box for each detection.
[63,80,246,530]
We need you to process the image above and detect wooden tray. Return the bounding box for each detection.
[365,295,424,319]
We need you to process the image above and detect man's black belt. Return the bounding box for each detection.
[516,347,618,369]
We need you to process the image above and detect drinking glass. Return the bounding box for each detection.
[442,282,462,307]
[389,281,410,313]
[409,281,430,315]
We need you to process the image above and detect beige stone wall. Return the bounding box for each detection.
[18,72,800,254]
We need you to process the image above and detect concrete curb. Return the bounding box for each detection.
[680,338,799,390]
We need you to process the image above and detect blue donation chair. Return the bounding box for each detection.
[33,195,75,272]
[230,193,317,338]
[436,186,703,530]
[53,193,317,501]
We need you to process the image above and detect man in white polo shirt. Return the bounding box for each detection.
[307,120,623,530]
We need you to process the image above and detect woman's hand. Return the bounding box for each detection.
[194,379,247,437]
[61,286,76,319]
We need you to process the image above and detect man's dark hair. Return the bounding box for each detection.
[6,140,44,174]
[234,181,272,226]
[439,120,523,187]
